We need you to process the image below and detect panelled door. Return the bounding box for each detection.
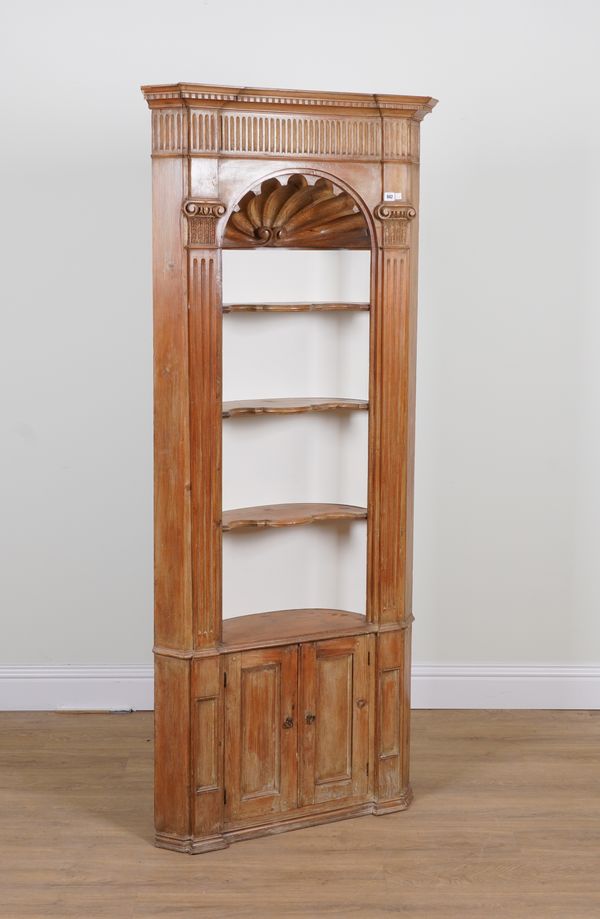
[224,645,298,826]
[299,635,372,807]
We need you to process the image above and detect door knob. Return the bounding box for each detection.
[305,712,316,724]
[283,716,294,729]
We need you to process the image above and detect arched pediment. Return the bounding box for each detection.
[223,174,370,249]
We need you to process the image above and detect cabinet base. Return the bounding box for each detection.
[155,831,229,854]
[372,785,413,815]
[155,791,414,854]
[224,800,373,846]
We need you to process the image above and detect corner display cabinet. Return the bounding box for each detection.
[141,82,436,854]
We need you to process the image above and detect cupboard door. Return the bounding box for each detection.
[224,645,298,826]
[299,635,371,807]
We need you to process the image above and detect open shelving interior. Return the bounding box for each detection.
[221,248,370,627]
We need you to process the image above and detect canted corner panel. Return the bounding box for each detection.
[192,656,224,840]
[154,656,191,837]
[376,631,410,802]
[194,697,219,792]
[379,668,401,759]
[223,174,370,249]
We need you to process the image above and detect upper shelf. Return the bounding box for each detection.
[223,398,368,418]
[222,502,367,532]
[223,302,369,313]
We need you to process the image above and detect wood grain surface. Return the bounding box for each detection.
[222,503,367,532]
[224,646,299,825]
[2,710,600,919]
[299,635,371,808]
[222,609,375,652]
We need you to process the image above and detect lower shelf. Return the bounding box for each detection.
[222,502,367,531]
[222,301,370,313]
[221,608,374,651]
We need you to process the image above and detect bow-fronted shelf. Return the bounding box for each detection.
[222,301,370,313]
[222,503,368,532]
[222,397,368,417]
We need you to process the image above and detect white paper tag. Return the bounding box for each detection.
[383,191,403,202]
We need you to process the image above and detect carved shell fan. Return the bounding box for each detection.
[223,174,370,249]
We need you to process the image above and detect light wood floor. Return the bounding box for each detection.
[1,711,599,918]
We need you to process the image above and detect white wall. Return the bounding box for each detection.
[1,0,600,704]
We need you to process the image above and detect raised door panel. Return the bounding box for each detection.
[299,635,372,807]
[224,645,298,826]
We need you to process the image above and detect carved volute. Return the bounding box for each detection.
[223,174,370,249]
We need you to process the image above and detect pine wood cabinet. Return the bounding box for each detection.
[142,82,436,853]
[223,635,373,830]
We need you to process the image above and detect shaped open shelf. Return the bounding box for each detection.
[222,502,367,532]
[223,301,370,313]
[221,608,375,652]
[222,397,368,417]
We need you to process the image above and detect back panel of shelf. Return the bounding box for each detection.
[222,249,370,620]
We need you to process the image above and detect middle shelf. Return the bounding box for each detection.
[222,502,367,532]
[222,397,368,417]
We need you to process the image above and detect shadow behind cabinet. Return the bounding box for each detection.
[142,83,436,854]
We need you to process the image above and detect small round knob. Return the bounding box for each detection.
[283,716,294,729]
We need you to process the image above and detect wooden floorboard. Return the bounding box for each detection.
[1,710,600,918]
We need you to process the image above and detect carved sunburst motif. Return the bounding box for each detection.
[223,174,370,249]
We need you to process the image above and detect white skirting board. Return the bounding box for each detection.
[412,665,600,710]
[0,666,154,712]
[0,664,599,711]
